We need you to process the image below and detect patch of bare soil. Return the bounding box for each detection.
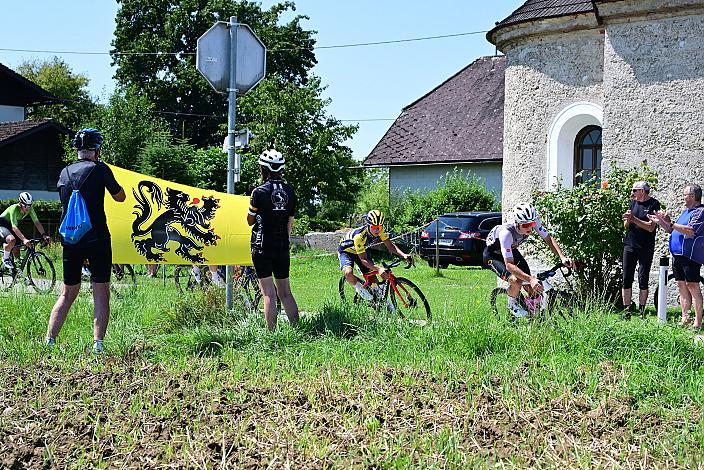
[0,360,700,468]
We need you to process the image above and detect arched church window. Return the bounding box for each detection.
[574,126,602,185]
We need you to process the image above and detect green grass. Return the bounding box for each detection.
[1,249,703,467]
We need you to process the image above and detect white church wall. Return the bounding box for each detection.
[502,30,604,218]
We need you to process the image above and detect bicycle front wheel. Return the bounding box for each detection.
[545,289,574,319]
[26,252,56,294]
[390,277,431,323]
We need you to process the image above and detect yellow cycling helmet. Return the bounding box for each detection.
[365,210,385,226]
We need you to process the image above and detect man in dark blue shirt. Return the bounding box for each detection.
[46,128,126,353]
[650,183,704,329]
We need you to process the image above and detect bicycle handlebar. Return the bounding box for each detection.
[382,257,415,270]
[536,262,572,281]
[25,237,50,248]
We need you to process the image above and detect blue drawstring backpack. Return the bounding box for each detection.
[59,163,95,244]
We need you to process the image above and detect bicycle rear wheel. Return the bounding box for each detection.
[26,252,56,294]
[390,277,431,323]
[235,268,262,311]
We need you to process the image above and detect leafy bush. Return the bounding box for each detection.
[532,163,659,301]
[389,169,499,232]
[292,215,342,235]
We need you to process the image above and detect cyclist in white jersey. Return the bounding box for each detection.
[483,203,573,318]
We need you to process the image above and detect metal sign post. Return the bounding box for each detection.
[197,18,266,310]
[225,16,239,310]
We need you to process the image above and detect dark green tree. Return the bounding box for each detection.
[90,87,170,170]
[110,0,316,147]
[111,0,361,222]
[138,131,197,185]
[234,76,361,218]
[17,57,95,131]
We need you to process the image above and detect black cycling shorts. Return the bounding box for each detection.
[622,245,655,290]
[252,247,290,279]
[482,246,530,281]
[672,255,702,283]
[63,239,112,286]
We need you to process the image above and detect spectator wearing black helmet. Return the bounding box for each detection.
[46,128,126,353]
[247,149,299,330]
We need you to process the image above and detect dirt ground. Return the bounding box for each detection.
[1,359,701,468]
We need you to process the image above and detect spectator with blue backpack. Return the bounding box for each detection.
[649,183,704,330]
[45,128,126,353]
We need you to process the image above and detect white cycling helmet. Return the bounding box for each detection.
[512,203,537,224]
[259,149,285,171]
[18,192,33,206]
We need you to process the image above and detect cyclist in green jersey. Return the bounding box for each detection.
[0,192,49,271]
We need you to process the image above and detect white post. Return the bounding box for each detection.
[658,255,669,324]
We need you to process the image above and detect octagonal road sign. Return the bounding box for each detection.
[196,21,267,94]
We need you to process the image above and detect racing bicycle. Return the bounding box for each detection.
[175,264,266,312]
[490,262,574,321]
[338,257,431,323]
[0,238,56,293]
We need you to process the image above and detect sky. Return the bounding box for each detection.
[0,0,521,160]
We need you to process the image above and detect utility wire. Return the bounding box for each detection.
[0,29,489,56]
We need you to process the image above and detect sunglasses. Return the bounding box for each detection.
[370,224,383,231]
[519,221,536,229]
[631,188,642,193]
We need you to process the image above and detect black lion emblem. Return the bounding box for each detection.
[131,181,220,263]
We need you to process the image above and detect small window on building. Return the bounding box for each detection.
[574,126,602,185]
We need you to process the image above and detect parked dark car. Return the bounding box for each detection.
[420,212,502,267]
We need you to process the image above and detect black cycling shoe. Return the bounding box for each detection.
[620,303,635,321]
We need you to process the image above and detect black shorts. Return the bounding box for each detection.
[672,255,702,283]
[252,247,290,279]
[63,239,112,286]
[482,246,530,281]
[622,245,655,290]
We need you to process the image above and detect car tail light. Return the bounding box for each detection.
[420,230,430,239]
[458,231,481,239]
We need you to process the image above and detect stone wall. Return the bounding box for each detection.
[501,30,605,217]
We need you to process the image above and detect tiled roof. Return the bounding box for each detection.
[0,62,58,107]
[364,56,505,166]
[488,0,596,43]
[0,119,68,148]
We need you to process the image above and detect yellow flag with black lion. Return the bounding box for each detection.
[105,165,252,265]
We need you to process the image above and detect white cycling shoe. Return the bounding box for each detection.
[508,303,529,319]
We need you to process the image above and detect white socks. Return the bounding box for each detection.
[2,249,10,261]
[355,282,373,301]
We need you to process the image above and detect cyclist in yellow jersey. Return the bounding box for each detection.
[338,210,411,301]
